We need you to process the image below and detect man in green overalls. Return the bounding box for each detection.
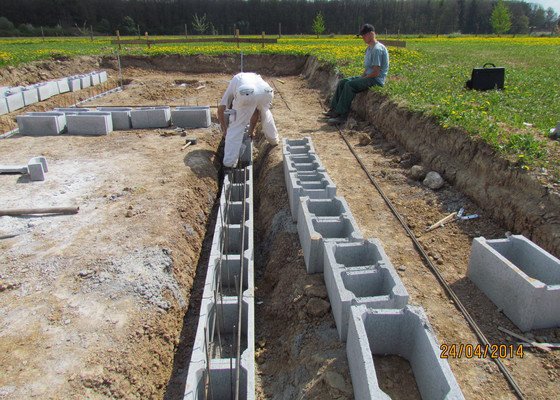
[325,24,390,125]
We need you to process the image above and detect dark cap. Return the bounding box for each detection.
[359,24,375,36]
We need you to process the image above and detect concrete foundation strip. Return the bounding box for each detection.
[327,120,526,399]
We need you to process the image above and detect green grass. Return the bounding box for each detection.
[1,35,559,175]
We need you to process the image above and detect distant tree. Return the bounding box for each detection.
[192,13,209,35]
[121,16,138,35]
[18,23,35,36]
[312,11,326,38]
[490,0,511,35]
[545,7,558,32]
[0,17,15,32]
[96,18,111,34]
[511,14,529,34]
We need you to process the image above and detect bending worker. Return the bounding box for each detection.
[217,72,279,168]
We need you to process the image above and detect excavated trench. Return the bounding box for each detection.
[3,53,559,399]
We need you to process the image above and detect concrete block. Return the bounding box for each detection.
[0,156,48,181]
[68,77,82,92]
[97,107,132,130]
[17,112,67,136]
[90,72,100,86]
[35,82,58,101]
[56,78,70,94]
[54,107,93,114]
[21,87,39,106]
[468,235,560,331]
[130,106,172,129]
[239,136,253,166]
[66,112,113,135]
[27,161,45,181]
[347,304,464,400]
[297,211,363,274]
[99,71,108,83]
[283,152,326,177]
[80,75,91,89]
[287,171,337,221]
[324,239,409,341]
[282,137,316,155]
[0,97,7,115]
[4,91,24,112]
[172,106,211,128]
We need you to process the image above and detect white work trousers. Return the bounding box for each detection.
[223,90,279,168]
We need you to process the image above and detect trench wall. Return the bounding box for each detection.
[301,56,560,258]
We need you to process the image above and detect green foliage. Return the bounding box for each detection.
[96,19,112,35]
[312,12,326,38]
[0,17,15,32]
[120,16,138,35]
[491,0,512,35]
[192,14,209,35]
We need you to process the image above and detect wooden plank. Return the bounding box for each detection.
[110,38,277,45]
[380,40,406,48]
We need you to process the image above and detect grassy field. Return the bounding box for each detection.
[1,35,559,175]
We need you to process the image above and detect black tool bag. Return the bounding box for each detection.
[465,63,505,91]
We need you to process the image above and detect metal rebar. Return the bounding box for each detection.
[271,80,291,111]
[234,167,248,400]
[329,110,526,400]
[203,327,214,400]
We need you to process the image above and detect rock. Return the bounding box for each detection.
[423,171,444,190]
[78,270,94,278]
[304,284,328,299]
[344,117,358,130]
[398,265,407,272]
[357,132,371,146]
[323,371,352,396]
[409,165,427,180]
[306,297,330,317]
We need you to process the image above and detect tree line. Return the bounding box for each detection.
[0,0,558,37]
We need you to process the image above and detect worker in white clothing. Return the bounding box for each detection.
[217,72,279,168]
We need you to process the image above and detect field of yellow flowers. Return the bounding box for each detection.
[1,35,559,171]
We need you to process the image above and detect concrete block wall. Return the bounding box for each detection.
[56,78,70,94]
[4,91,24,112]
[324,239,409,341]
[68,77,82,92]
[172,106,212,128]
[347,305,465,400]
[97,107,132,130]
[66,112,113,135]
[283,136,463,398]
[21,87,39,106]
[287,170,337,221]
[35,82,59,101]
[185,160,255,399]
[468,235,560,331]
[130,106,172,129]
[17,112,67,136]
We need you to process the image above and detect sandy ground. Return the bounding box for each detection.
[0,59,558,399]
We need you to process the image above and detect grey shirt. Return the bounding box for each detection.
[365,42,389,85]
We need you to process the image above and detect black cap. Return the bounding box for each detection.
[358,24,375,36]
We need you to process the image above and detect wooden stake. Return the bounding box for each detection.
[425,212,457,232]
[116,30,121,50]
[262,31,265,48]
[90,25,93,41]
[145,32,150,48]
[0,207,79,217]
[498,326,551,352]
[184,23,188,39]
[235,29,240,48]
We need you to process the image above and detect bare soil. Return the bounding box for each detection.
[1,55,559,399]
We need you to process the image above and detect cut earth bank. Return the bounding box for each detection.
[0,54,558,399]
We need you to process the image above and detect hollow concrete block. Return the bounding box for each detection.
[66,112,113,135]
[4,91,24,112]
[287,171,337,221]
[68,77,82,91]
[56,78,70,94]
[35,82,58,101]
[283,152,326,177]
[172,106,211,128]
[282,137,316,155]
[324,239,409,341]
[130,106,172,129]
[80,75,91,89]
[0,97,8,115]
[90,72,100,86]
[347,304,464,400]
[17,112,67,136]
[468,235,560,331]
[99,71,108,83]
[97,107,132,130]
[54,107,93,114]
[297,212,363,274]
[21,87,39,106]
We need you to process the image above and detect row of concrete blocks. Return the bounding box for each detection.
[283,137,464,399]
[16,106,212,136]
[468,235,560,331]
[0,156,48,181]
[185,165,255,400]
[0,71,108,115]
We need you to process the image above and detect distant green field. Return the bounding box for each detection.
[1,35,559,176]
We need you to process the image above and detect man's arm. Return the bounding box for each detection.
[362,65,381,79]
[217,105,227,135]
[248,109,259,138]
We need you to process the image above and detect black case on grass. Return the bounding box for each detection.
[466,63,505,91]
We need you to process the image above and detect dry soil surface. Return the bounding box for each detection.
[1,58,559,399]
